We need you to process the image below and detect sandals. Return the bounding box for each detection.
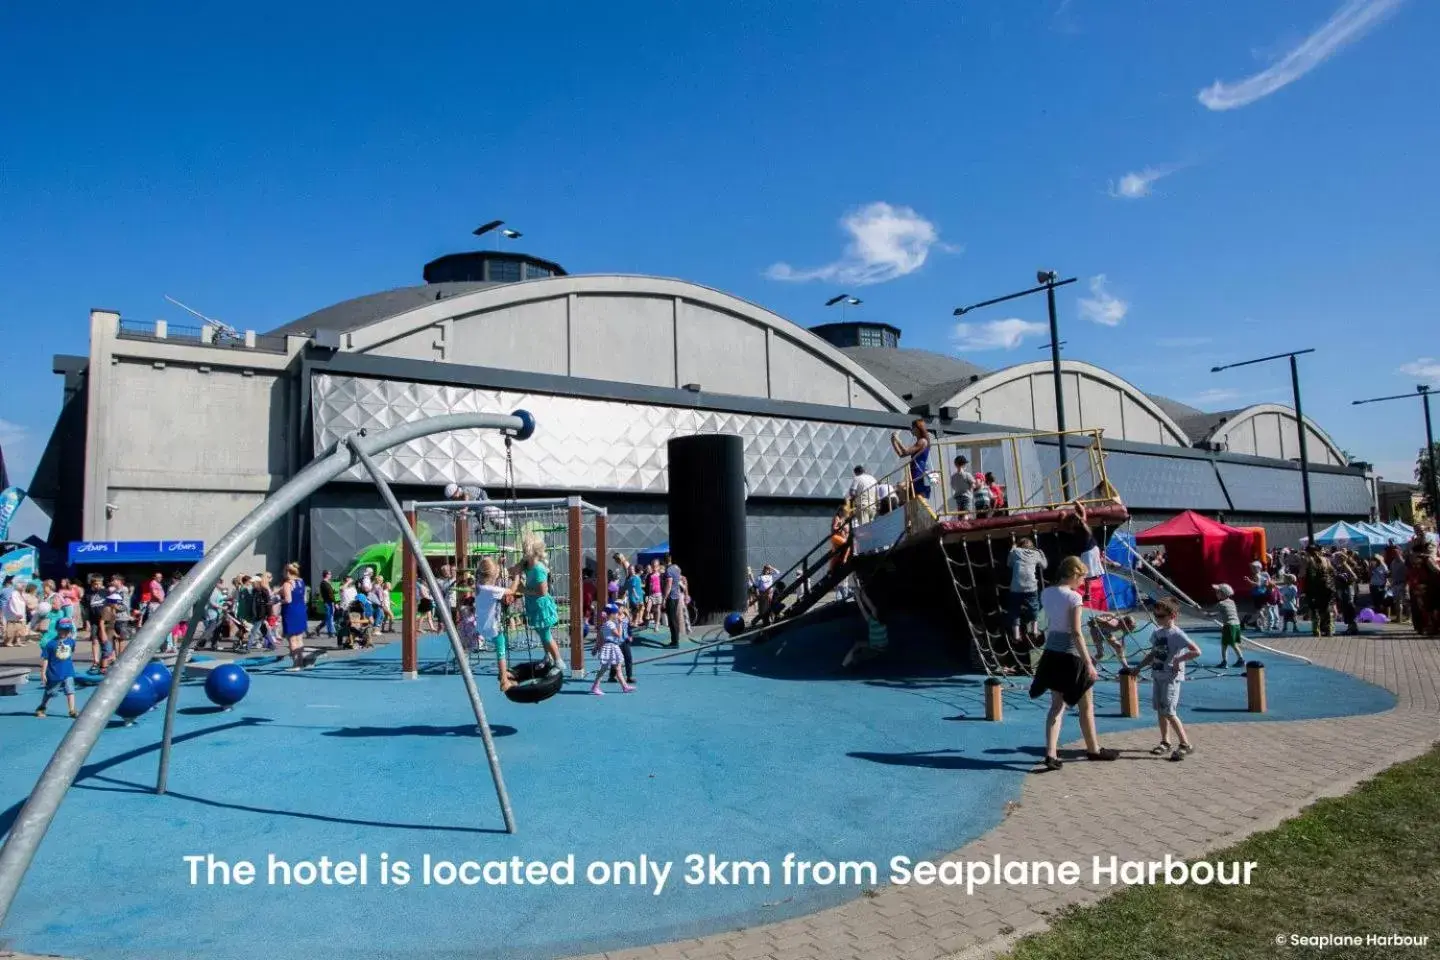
[1150,742,1171,755]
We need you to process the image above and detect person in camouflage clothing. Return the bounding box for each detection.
[1304,545,1335,637]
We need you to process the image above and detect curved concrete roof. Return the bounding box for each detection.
[933,359,1193,445]
[315,274,910,412]
[1200,403,1349,463]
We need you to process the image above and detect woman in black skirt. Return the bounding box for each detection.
[1030,555,1120,771]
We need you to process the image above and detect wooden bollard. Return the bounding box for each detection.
[984,677,1003,722]
[1246,661,1266,713]
[1118,667,1140,718]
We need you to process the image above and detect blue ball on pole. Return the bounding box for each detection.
[143,661,173,703]
[509,408,536,441]
[204,663,251,708]
[116,675,157,722]
[723,612,746,636]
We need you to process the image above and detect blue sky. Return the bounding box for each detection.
[3,0,1437,538]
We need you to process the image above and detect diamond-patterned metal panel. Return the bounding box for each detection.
[312,374,899,500]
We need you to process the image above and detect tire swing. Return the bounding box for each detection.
[497,434,565,706]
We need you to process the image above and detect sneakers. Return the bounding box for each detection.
[34,709,45,719]
[1042,756,1064,771]
[1087,748,1121,761]
[620,684,635,694]
[589,686,605,697]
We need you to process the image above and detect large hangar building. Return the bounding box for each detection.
[29,246,1375,579]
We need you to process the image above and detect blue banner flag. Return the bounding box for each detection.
[0,487,25,542]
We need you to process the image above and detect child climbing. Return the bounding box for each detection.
[473,558,516,692]
[590,603,634,695]
[1087,612,1137,670]
[1212,583,1244,668]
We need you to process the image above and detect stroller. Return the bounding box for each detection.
[337,596,377,650]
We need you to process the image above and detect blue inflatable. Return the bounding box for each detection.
[116,675,157,721]
[204,663,250,708]
[143,661,173,702]
[723,612,746,636]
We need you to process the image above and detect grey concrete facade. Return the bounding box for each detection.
[41,274,1377,583]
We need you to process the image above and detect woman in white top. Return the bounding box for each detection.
[1028,556,1120,771]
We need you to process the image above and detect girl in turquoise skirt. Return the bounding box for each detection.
[513,534,564,670]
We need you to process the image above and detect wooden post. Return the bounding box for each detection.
[595,510,607,632]
[402,504,419,679]
[1246,661,1266,713]
[1118,667,1140,717]
[568,498,584,675]
[984,677,1003,722]
[455,507,469,579]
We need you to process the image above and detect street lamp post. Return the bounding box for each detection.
[955,273,1078,499]
[1212,348,1317,543]
[1352,385,1437,523]
[824,294,863,322]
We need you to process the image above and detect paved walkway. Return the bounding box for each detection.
[571,628,1440,960]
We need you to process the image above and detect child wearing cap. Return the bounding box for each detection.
[1213,583,1244,668]
[590,603,633,696]
[37,618,79,719]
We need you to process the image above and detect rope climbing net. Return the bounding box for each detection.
[936,520,1247,689]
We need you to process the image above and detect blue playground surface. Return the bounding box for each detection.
[0,613,1396,960]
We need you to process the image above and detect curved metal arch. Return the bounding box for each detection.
[337,274,909,412]
[1205,403,1348,464]
[0,410,533,925]
[937,359,1192,445]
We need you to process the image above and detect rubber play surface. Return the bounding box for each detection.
[0,615,1395,960]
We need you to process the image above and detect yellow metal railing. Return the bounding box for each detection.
[851,428,1118,525]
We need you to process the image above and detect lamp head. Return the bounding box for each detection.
[952,306,968,317]
[1037,270,1058,285]
[1210,365,1223,373]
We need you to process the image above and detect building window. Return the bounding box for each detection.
[487,260,522,283]
[858,327,887,348]
[523,263,551,279]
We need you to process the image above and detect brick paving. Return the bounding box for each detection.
[569,627,1440,960]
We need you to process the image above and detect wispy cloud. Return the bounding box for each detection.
[953,318,1046,351]
[1078,275,1128,326]
[766,202,953,286]
[0,419,27,448]
[1156,336,1213,348]
[1197,0,1405,111]
[1108,166,1176,199]
[1399,358,1440,380]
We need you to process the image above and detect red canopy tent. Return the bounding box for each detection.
[1135,511,1260,605]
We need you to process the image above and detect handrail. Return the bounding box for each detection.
[0,410,535,925]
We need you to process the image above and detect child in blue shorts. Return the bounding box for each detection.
[37,618,79,719]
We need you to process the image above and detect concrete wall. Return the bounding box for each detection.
[81,311,303,576]
[949,362,1186,446]
[353,277,898,411]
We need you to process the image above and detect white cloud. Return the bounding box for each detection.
[1197,0,1405,111]
[1399,358,1440,380]
[766,202,951,286]
[1156,336,1213,348]
[1109,166,1173,199]
[0,419,26,448]
[1183,387,1244,406]
[1078,275,1128,326]
[952,318,1047,351]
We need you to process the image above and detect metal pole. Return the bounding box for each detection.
[1424,389,1438,524]
[402,506,418,678]
[155,600,208,795]
[348,440,516,835]
[0,410,529,924]
[1290,354,1316,544]
[567,498,585,674]
[1047,281,1072,500]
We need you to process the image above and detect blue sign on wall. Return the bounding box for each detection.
[67,540,206,565]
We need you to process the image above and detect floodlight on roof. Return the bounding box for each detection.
[500,229,522,239]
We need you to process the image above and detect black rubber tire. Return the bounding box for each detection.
[503,661,565,704]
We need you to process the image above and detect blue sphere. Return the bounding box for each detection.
[143,661,173,702]
[204,663,250,708]
[510,408,536,441]
[116,675,157,720]
[723,612,746,636]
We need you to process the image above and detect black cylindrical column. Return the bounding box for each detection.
[667,433,747,622]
